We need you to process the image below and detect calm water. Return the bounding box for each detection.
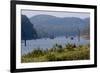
[21,36,89,55]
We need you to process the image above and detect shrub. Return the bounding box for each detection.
[65,44,75,51]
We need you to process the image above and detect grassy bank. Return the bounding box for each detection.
[21,44,90,63]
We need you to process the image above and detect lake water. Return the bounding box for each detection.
[21,36,89,55]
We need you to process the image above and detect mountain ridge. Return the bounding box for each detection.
[30,14,90,38]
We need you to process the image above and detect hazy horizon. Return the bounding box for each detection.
[22,10,90,19]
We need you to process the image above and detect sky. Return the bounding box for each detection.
[21,10,90,19]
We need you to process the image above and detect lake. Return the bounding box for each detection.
[21,36,89,55]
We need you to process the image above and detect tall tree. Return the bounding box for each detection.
[21,15,38,46]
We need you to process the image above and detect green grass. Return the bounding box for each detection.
[21,44,90,63]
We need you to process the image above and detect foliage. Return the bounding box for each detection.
[21,44,90,63]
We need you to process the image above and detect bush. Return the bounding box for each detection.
[65,43,76,51]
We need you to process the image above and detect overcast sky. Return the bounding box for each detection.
[21,10,90,19]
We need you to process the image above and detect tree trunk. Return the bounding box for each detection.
[78,27,80,42]
[25,40,26,46]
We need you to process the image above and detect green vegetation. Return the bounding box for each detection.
[21,44,90,63]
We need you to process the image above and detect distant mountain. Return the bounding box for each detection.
[81,18,90,39]
[84,18,90,24]
[21,15,38,40]
[30,14,90,38]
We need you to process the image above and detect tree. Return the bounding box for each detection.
[21,15,38,46]
[77,26,80,42]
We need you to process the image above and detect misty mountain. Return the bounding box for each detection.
[30,14,90,38]
[81,18,90,38]
[21,15,38,40]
